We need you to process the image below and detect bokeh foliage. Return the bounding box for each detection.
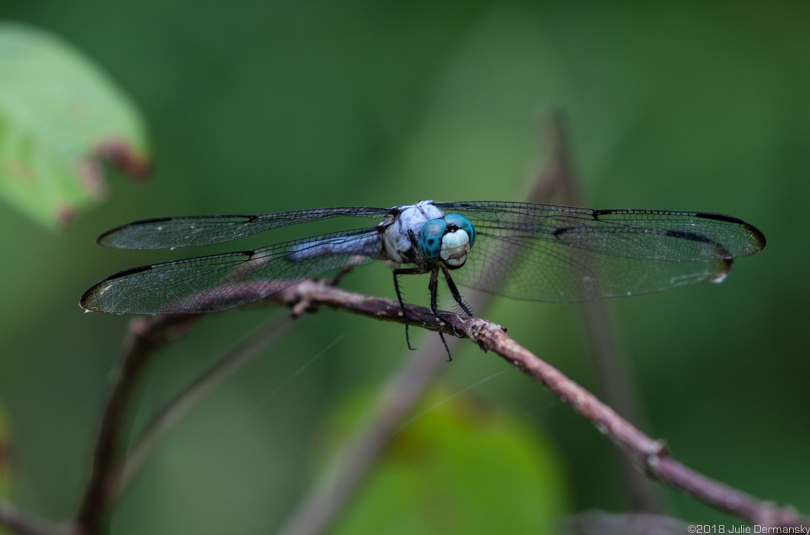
[0,23,148,229]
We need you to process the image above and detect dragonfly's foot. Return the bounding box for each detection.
[404,322,417,351]
[435,312,464,338]
[438,332,453,362]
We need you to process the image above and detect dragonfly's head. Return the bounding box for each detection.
[417,214,475,269]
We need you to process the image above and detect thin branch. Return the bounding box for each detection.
[276,324,458,535]
[1,317,199,535]
[542,112,649,427]
[3,279,804,534]
[106,315,296,503]
[63,269,368,534]
[276,245,518,535]
[261,281,807,528]
[74,314,198,535]
[64,267,396,534]
[102,263,359,505]
[272,151,549,535]
[540,111,666,512]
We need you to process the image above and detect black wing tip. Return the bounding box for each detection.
[79,295,98,312]
[96,217,176,247]
[695,212,767,252]
[79,284,104,312]
[103,264,156,281]
[80,264,156,313]
[694,211,746,224]
[96,226,123,246]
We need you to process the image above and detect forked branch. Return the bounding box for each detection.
[0,279,805,535]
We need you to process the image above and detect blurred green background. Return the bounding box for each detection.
[0,1,808,533]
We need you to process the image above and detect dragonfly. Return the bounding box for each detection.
[81,200,766,354]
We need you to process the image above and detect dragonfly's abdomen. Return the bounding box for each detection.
[287,231,383,262]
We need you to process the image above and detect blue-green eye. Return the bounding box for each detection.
[417,214,476,267]
[417,218,446,259]
[445,214,475,247]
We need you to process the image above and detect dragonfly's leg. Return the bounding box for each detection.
[441,266,473,317]
[440,266,473,339]
[430,269,463,341]
[428,269,440,316]
[393,267,423,351]
[438,332,452,362]
[429,269,454,361]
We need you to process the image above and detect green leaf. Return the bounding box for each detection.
[326,387,570,535]
[0,22,150,229]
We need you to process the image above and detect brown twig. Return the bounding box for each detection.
[275,264,514,535]
[63,269,459,535]
[0,316,199,535]
[275,323,458,535]
[1,280,805,535]
[265,281,807,528]
[105,315,296,503]
[74,314,198,535]
[276,166,557,535]
[540,111,666,512]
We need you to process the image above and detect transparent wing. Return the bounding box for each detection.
[81,228,383,314]
[97,206,392,249]
[433,201,766,302]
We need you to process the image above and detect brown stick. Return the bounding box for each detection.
[540,111,666,512]
[105,316,296,503]
[275,326,456,535]
[75,315,198,534]
[1,280,805,535]
[269,281,807,528]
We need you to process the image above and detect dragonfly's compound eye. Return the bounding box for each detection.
[441,214,475,268]
[418,214,475,267]
[444,214,475,247]
[417,218,447,259]
[440,228,471,267]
